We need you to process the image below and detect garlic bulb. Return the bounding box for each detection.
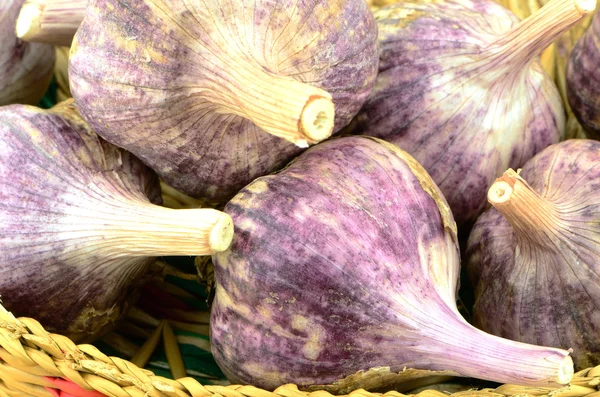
[211,136,573,392]
[347,0,595,225]
[15,0,87,46]
[567,8,600,139]
[467,139,600,370]
[69,0,379,204]
[555,1,596,139]
[0,100,234,341]
[1,0,54,105]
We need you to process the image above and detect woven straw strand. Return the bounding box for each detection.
[0,306,599,397]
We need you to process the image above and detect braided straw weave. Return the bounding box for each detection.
[1,303,599,397]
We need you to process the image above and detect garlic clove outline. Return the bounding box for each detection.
[210,136,574,392]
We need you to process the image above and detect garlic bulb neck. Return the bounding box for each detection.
[431,315,574,386]
[80,202,234,257]
[210,61,335,146]
[15,0,87,46]
[488,0,596,69]
[488,169,563,247]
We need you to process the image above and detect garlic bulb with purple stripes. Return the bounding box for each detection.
[210,136,573,392]
[0,100,233,341]
[1,0,54,105]
[68,0,379,205]
[567,7,600,138]
[467,139,600,370]
[347,0,596,225]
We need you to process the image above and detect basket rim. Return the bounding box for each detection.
[0,304,599,397]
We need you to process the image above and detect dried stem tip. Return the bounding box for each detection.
[299,96,336,146]
[226,63,336,147]
[490,0,597,68]
[99,206,234,256]
[15,0,87,46]
[488,169,562,244]
[488,169,529,206]
[209,212,235,253]
[575,0,597,13]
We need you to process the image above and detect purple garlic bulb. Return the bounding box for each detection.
[0,100,233,341]
[567,7,600,139]
[1,0,55,105]
[347,0,596,225]
[467,139,600,371]
[210,136,573,392]
[68,0,379,205]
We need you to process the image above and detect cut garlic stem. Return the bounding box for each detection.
[15,0,87,46]
[488,0,596,68]
[70,205,234,256]
[488,169,562,246]
[214,61,336,146]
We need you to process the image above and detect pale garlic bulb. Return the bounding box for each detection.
[1,0,54,105]
[347,0,596,225]
[69,0,379,205]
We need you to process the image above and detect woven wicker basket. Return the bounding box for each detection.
[7,22,600,397]
[1,298,599,397]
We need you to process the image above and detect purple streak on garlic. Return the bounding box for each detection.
[68,0,379,205]
[347,0,595,225]
[0,0,55,105]
[567,8,600,139]
[0,101,233,341]
[211,136,573,392]
[467,139,600,371]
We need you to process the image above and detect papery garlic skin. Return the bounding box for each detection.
[567,9,600,139]
[346,0,571,225]
[1,0,55,105]
[211,136,573,392]
[15,0,88,46]
[554,2,596,140]
[467,139,600,370]
[69,0,379,205]
[0,101,234,342]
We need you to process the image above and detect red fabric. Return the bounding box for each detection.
[139,284,193,320]
[43,377,106,397]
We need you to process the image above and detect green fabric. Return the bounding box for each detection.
[94,256,226,383]
[38,77,57,109]
[162,256,210,311]
[95,326,226,383]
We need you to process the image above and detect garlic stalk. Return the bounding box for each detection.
[467,139,600,370]
[15,0,87,46]
[68,0,379,204]
[494,0,557,79]
[1,0,55,106]
[486,169,561,246]
[0,100,233,342]
[347,0,595,225]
